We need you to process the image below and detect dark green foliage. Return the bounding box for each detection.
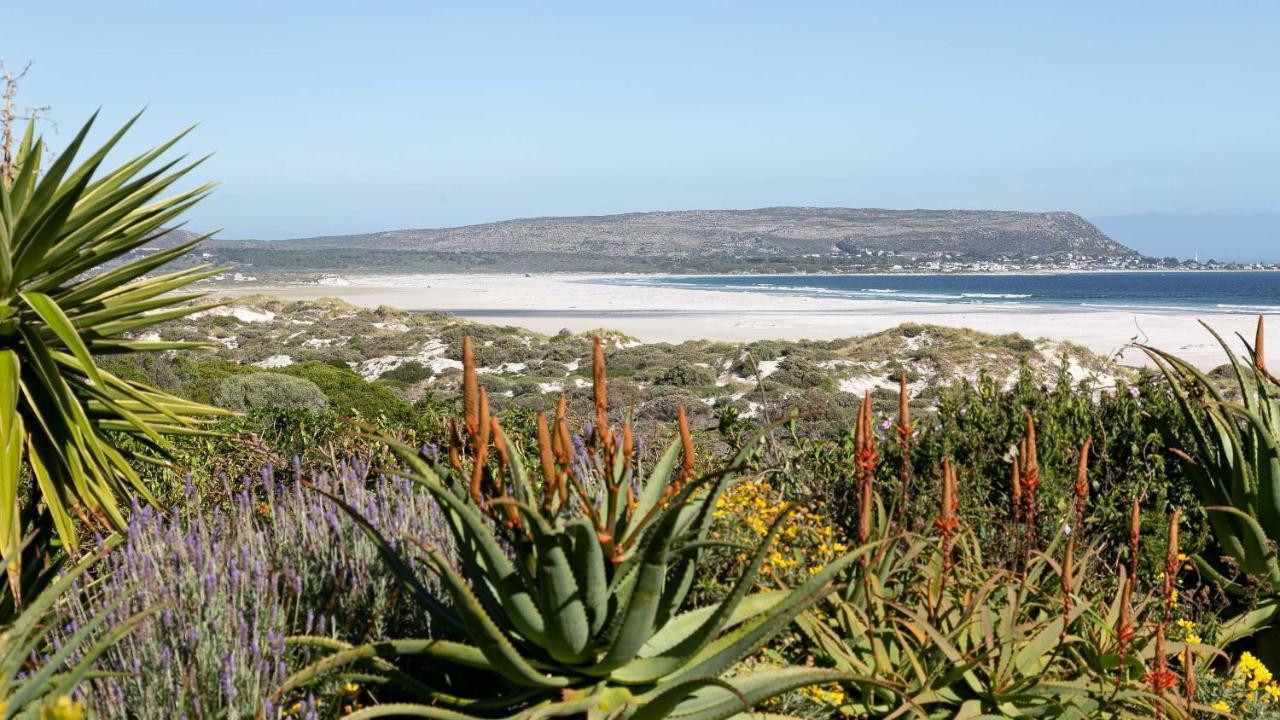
[211,372,328,413]
[280,361,413,422]
[770,356,835,391]
[792,362,1199,577]
[378,360,433,384]
[653,363,718,387]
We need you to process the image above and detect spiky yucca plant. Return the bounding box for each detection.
[284,336,876,719]
[0,112,227,588]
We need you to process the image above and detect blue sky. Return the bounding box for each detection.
[8,1,1280,252]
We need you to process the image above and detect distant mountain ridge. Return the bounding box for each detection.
[218,207,1132,258]
[194,207,1141,274]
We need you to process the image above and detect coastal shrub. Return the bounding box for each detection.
[636,390,708,424]
[541,334,593,362]
[171,357,256,403]
[770,356,835,391]
[653,363,718,387]
[64,467,452,718]
[212,372,329,413]
[281,361,413,421]
[378,360,433,384]
[777,387,861,438]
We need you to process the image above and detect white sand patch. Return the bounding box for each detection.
[355,339,461,380]
[538,381,564,394]
[194,305,276,323]
[254,354,294,368]
[756,360,780,378]
[838,375,899,396]
[302,338,335,348]
[372,322,410,332]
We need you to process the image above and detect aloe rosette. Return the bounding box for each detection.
[283,336,875,719]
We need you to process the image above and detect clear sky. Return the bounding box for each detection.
[7,1,1280,247]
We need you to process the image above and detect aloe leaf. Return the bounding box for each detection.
[614,507,799,684]
[414,542,569,689]
[668,542,884,685]
[642,591,786,659]
[620,440,681,548]
[380,437,548,643]
[1206,505,1280,585]
[633,668,860,720]
[525,509,590,664]
[567,517,610,638]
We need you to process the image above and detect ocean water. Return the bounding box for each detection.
[597,272,1280,314]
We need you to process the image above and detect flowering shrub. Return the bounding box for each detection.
[1198,651,1280,718]
[61,463,453,718]
[709,479,846,588]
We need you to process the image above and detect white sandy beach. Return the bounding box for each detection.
[213,274,1273,369]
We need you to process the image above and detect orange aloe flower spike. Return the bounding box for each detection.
[462,336,479,437]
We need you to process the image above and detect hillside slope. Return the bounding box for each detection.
[202,207,1138,273]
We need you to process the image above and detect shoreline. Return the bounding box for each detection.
[210,272,1275,370]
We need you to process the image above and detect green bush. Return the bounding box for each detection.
[280,361,413,421]
[379,360,434,384]
[653,363,718,387]
[770,356,834,391]
[211,372,328,413]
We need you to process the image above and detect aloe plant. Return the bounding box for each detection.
[802,430,1202,718]
[1141,316,1280,643]
[0,112,227,587]
[283,336,875,719]
[800,525,1201,718]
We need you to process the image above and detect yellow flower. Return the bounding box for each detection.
[1185,633,1201,644]
[40,697,84,720]
[1212,699,1231,713]
[1175,619,1195,631]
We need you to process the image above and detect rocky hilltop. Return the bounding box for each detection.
[199,207,1142,274]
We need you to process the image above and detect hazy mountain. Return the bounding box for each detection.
[202,207,1136,273]
[1091,214,1280,263]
